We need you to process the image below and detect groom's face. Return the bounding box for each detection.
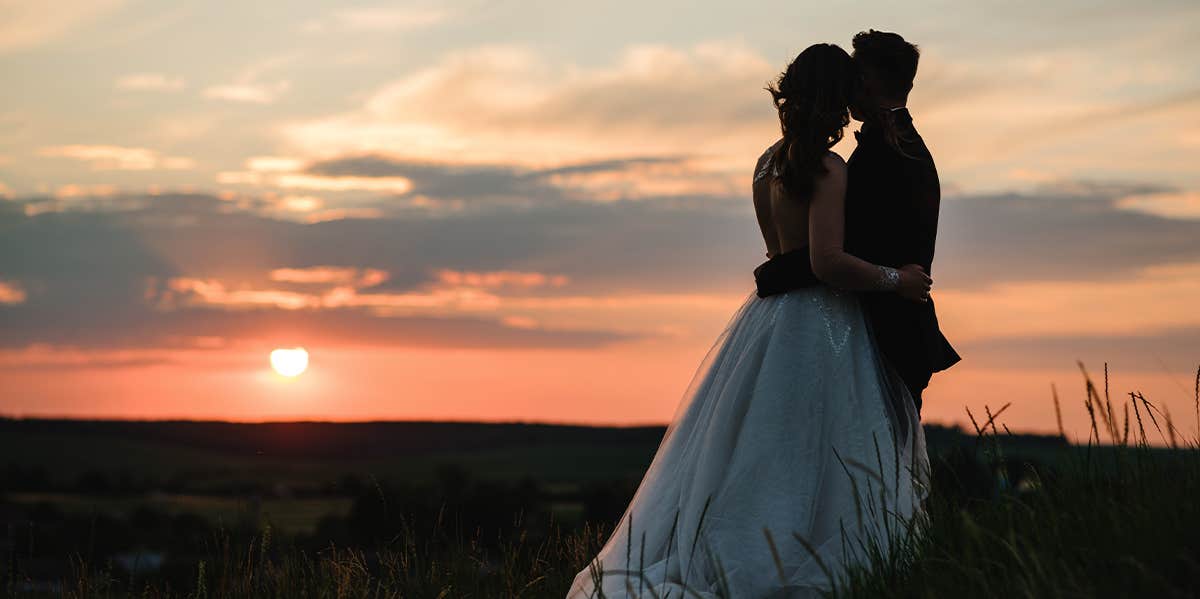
[850,65,887,122]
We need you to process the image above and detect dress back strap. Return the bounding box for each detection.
[754,139,784,184]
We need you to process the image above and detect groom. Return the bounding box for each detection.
[754,30,960,416]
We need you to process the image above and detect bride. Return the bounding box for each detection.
[564,43,932,599]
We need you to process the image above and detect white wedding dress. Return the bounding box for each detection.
[565,151,931,599]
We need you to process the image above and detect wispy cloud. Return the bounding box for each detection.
[243,152,709,205]
[434,269,569,289]
[203,54,297,105]
[269,266,388,287]
[274,173,412,193]
[0,0,127,53]
[281,42,777,170]
[52,183,121,199]
[160,267,572,315]
[0,347,175,371]
[116,72,186,92]
[246,156,305,172]
[38,145,195,170]
[300,6,452,33]
[0,280,26,305]
[1116,191,1200,220]
[203,81,290,104]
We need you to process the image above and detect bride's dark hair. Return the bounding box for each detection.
[764,44,855,198]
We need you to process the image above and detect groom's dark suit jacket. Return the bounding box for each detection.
[753,108,960,413]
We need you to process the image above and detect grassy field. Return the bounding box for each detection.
[1,493,353,536]
[2,364,1197,598]
[0,427,666,490]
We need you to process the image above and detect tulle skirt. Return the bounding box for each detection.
[565,286,930,599]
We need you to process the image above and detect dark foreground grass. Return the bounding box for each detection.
[5,364,1198,598]
[826,363,1200,599]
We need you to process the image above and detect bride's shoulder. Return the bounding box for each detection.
[753,138,785,183]
[757,138,784,162]
[821,151,847,175]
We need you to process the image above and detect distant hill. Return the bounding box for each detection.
[0,417,669,459]
[0,417,1073,492]
[0,417,1074,458]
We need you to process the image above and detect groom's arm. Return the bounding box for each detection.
[908,153,941,275]
[888,121,941,274]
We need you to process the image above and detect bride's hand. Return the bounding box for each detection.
[897,264,932,303]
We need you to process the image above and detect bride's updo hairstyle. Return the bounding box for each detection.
[765,44,854,199]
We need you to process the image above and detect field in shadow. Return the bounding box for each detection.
[1,363,1196,597]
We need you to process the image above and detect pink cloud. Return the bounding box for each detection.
[269,266,389,287]
[434,268,568,289]
[0,279,26,304]
[39,145,194,171]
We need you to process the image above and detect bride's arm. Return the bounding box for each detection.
[808,154,931,301]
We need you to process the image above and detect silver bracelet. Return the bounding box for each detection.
[878,266,900,291]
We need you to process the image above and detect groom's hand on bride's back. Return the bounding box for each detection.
[897,264,932,303]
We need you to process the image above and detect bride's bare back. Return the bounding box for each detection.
[750,138,932,302]
[752,138,810,259]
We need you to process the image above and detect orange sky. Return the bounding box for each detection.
[1,1,1198,445]
[1,288,1196,446]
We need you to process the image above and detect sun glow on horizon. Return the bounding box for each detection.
[270,347,309,377]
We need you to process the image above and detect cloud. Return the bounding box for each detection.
[0,192,660,350]
[957,326,1200,371]
[203,81,290,104]
[222,156,1200,292]
[275,194,323,213]
[38,145,195,170]
[0,347,175,371]
[935,263,1200,344]
[115,73,186,92]
[300,6,452,33]
[52,184,121,200]
[273,173,412,193]
[0,279,26,304]
[301,154,567,203]
[203,54,297,104]
[0,300,639,351]
[246,156,305,172]
[907,34,1200,190]
[986,87,1200,158]
[280,42,779,170]
[936,182,1200,288]
[1116,191,1200,220]
[274,35,1197,194]
[269,266,387,286]
[218,152,711,206]
[0,0,127,53]
[159,267,574,315]
[3,181,1199,354]
[90,4,193,49]
[434,269,568,289]
[311,153,702,202]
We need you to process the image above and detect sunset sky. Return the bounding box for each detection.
[2,0,1198,444]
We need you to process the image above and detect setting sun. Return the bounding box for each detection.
[270,347,309,377]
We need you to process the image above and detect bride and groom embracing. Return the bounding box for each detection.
[566,30,961,599]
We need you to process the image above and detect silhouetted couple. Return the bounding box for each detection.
[568,30,959,598]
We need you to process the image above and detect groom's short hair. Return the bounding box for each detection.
[851,30,919,97]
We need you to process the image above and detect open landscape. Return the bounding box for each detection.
[3,1,1200,597]
[2,366,1196,598]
